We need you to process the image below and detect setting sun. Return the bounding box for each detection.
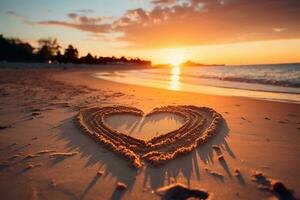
[165,49,186,66]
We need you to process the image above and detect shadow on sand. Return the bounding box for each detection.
[143,121,235,191]
[55,114,236,200]
[55,117,138,200]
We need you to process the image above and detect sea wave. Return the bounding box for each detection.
[192,75,300,88]
[94,63,300,103]
[140,64,300,88]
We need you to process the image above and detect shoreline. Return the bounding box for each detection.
[55,68,300,107]
[1,68,300,200]
[92,67,300,104]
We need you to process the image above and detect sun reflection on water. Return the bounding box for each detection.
[169,65,181,90]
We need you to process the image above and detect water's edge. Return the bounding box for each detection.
[93,69,300,104]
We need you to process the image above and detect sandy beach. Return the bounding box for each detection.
[0,68,300,200]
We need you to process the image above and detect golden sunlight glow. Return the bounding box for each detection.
[165,49,186,66]
[169,65,181,90]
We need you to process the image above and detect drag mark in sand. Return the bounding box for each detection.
[252,171,298,200]
[76,105,224,168]
[156,183,209,200]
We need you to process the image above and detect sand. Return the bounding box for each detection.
[76,105,223,168]
[0,67,300,200]
[104,112,184,141]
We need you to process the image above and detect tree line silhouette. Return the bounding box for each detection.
[0,35,151,66]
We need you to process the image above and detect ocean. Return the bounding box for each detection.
[94,63,300,103]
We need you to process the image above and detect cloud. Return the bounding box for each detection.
[6,10,35,25]
[66,13,104,24]
[37,20,112,33]
[116,0,300,48]
[7,11,28,22]
[28,0,300,48]
[35,12,113,33]
[151,0,177,5]
[76,9,95,14]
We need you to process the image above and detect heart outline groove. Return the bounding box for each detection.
[75,105,224,168]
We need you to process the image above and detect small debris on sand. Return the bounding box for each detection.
[203,167,209,171]
[209,170,224,179]
[0,125,12,130]
[234,168,246,185]
[156,183,209,200]
[0,143,17,151]
[31,112,41,116]
[50,180,57,187]
[25,163,42,170]
[0,161,10,168]
[217,155,224,161]
[241,117,246,120]
[49,152,78,158]
[25,154,40,159]
[212,145,222,156]
[252,171,273,191]
[112,92,124,98]
[23,150,56,160]
[25,163,35,169]
[234,168,241,176]
[97,170,104,176]
[264,117,271,120]
[212,145,221,150]
[9,154,21,160]
[261,165,271,169]
[251,171,298,200]
[30,108,41,112]
[271,180,297,200]
[32,137,38,140]
[36,150,56,155]
[252,171,265,179]
[116,182,127,190]
[204,168,224,180]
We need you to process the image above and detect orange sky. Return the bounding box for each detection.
[79,38,300,65]
[2,0,300,65]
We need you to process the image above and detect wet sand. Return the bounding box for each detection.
[0,68,300,200]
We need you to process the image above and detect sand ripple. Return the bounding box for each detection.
[76,105,224,168]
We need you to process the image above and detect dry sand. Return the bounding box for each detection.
[0,68,300,200]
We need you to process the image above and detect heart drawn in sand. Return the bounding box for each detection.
[76,105,224,168]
